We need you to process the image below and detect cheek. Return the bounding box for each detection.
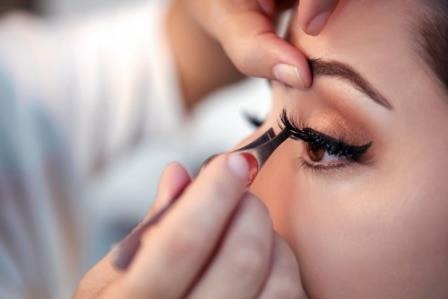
[251,144,448,299]
[297,189,448,298]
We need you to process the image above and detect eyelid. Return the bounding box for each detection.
[279,109,372,162]
[280,109,371,145]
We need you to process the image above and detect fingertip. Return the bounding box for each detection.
[200,152,258,186]
[272,63,311,89]
[156,162,191,208]
[270,42,312,89]
[298,0,338,36]
[228,152,260,184]
[227,153,251,180]
[166,162,192,184]
[161,162,191,188]
[297,58,313,88]
[238,32,311,89]
[257,0,275,17]
[305,10,331,36]
[240,153,259,185]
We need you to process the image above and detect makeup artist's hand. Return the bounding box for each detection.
[185,0,339,88]
[75,154,307,298]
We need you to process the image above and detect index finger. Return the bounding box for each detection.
[217,7,312,88]
[123,153,258,298]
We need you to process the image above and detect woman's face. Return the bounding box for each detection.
[246,1,448,298]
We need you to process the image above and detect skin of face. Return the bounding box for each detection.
[243,0,448,298]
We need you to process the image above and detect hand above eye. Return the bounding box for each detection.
[76,155,308,298]
[185,0,339,88]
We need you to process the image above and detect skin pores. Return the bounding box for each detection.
[246,0,448,298]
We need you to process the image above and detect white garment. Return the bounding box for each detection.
[0,1,272,298]
[0,1,185,298]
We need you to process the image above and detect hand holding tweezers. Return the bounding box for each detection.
[113,127,290,270]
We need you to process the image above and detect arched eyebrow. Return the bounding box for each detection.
[309,59,393,110]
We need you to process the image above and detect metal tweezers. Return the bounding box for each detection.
[113,127,290,270]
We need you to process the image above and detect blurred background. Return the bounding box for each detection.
[0,0,35,15]
[1,0,140,16]
[0,0,270,270]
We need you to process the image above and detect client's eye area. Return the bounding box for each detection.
[243,110,373,172]
[308,143,326,162]
[279,110,373,171]
[303,142,356,169]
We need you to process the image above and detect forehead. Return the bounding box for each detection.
[288,0,431,105]
[291,0,417,61]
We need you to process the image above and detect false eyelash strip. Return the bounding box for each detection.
[279,109,372,161]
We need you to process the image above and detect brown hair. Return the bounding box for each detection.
[419,1,448,93]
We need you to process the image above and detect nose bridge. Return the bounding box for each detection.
[248,139,300,235]
[250,132,293,186]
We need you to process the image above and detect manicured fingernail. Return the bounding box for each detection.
[227,153,259,183]
[273,64,304,88]
[227,153,258,182]
[306,11,331,35]
[241,153,259,185]
[227,153,250,179]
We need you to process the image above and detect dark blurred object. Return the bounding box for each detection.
[0,0,37,15]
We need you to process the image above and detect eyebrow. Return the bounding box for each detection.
[309,59,393,110]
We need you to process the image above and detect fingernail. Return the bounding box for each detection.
[273,64,304,88]
[241,153,259,185]
[227,153,259,181]
[258,0,275,17]
[306,11,331,36]
[227,153,249,179]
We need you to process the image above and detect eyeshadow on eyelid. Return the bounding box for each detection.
[285,109,372,146]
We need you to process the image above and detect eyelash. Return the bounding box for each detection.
[244,110,372,171]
